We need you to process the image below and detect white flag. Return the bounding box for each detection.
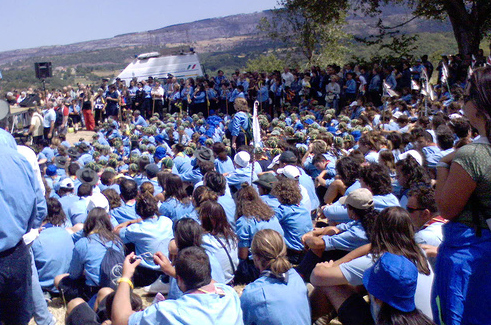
[411,80,420,91]
[383,80,398,98]
[252,101,261,147]
[441,63,449,84]
[487,56,491,66]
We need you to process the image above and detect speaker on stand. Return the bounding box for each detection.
[34,62,52,93]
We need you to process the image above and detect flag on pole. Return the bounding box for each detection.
[441,63,449,84]
[467,65,474,81]
[252,101,261,147]
[471,54,477,68]
[487,56,491,66]
[383,81,398,97]
[0,70,2,79]
[411,80,420,91]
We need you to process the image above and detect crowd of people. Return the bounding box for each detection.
[1,53,491,325]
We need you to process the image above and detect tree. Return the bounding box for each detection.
[259,1,350,67]
[245,54,285,73]
[280,0,491,56]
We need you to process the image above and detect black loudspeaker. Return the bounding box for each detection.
[34,62,52,79]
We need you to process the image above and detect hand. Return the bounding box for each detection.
[420,244,438,258]
[317,260,335,270]
[48,133,52,139]
[154,251,175,276]
[301,232,312,246]
[232,143,237,150]
[312,228,325,236]
[122,252,141,279]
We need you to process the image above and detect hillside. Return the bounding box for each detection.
[0,5,455,90]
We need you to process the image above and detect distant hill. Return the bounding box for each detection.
[0,6,451,67]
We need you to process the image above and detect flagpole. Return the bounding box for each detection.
[251,100,259,184]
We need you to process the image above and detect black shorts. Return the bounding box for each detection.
[58,276,100,302]
[66,302,100,325]
[337,293,374,325]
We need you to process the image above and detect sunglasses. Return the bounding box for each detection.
[406,206,426,213]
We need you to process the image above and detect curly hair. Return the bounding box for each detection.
[395,155,431,189]
[335,156,360,188]
[408,184,438,213]
[271,178,302,206]
[192,186,218,208]
[359,163,393,195]
[102,189,122,210]
[136,192,159,219]
[235,183,274,221]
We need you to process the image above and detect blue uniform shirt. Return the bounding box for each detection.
[158,198,195,223]
[236,216,284,250]
[241,268,311,325]
[322,220,370,251]
[217,195,237,231]
[229,111,249,137]
[274,204,313,251]
[111,201,138,224]
[214,157,235,174]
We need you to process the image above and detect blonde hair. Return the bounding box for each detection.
[234,97,249,112]
[251,229,291,277]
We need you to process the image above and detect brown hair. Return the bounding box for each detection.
[235,183,274,221]
[251,229,291,277]
[199,200,237,244]
[136,192,159,219]
[467,66,491,142]
[192,186,218,208]
[370,207,430,275]
[140,181,155,196]
[271,178,302,205]
[102,189,122,210]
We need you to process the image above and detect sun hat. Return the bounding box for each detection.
[338,188,374,210]
[145,164,160,178]
[253,173,278,190]
[234,151,250,168]
[54,156,69,169]
[67,147,80,159]
[363,252,418,312]
[76,168,99,186]
[154,146,167,161]
[276,165,300,179]
[194,147,213,163]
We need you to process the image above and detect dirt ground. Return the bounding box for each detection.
[65,130,96,146]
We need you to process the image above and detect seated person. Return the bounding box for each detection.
[111,179,138,224]
[241,229,311,325]
[112,247,243,325]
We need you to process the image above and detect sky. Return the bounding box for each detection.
[0,0,279,52]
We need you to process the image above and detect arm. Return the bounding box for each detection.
[323,179,346,205]
[310,260,348,287]
[112,253,140,325]
[435,152,476,220]
[154,251,176,278]
[239,247,249,260]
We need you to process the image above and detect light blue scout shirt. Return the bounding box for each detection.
[236,216,284,250]
[241,268,311,325]
[42,108,56,128]
[111,201,138,224]
[323,188,398,224]
[214,157,235,174]
[172,154,193,175]
[229,111,249,137]
[41,147,55,162]
[68,233,123,286]
[77,153,94,166]
[32,226,74,291]
[364,150,379,164]
[322,220,370,252]
[59,194,80,219]
[180,167,204,186]
[297,167,320,211]
[119,216,174,270]
[133,115,148,127]
[422,145,442,169]
[158,198,194,223]
[202,233,239,284]
[275,204,313,251]
[128,283,243,325]
[261,194,281,210]
[68,198,90,225]
[217,195,237,231]
[226,165,257,192]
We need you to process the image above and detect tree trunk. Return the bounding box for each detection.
[444,0,482,55]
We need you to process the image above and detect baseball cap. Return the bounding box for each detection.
[59,178,74,189]
[46,164,57,176]
[87,193,110,213]
[253,173,278,190]
[279,151,297,164]
[338,188,374,210]
[363,252,418,312]
[277,165,300,179]
[398,150,423,166]
[154,146,167,161]
[234,151,250,168]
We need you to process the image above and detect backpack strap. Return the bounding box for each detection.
[213,235,236,275]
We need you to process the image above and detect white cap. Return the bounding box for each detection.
[277,165,300,179]
[87,193,110,213]
[267,155,280,169]
[350,101,358,107]
[398,150,423,166]
[234,151,250,168]
[59,178,74,189]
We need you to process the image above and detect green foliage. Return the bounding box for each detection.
[245,54,285,72]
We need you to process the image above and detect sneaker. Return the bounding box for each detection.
[143,277,170,294]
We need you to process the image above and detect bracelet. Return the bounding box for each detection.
[436,162,450,169]
[117,277,134,290]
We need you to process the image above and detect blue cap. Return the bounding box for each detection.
[205,128,215,138]
[154,146,167,160]
[46,164,57,176]
[363,252,418,312]
[351,130,362,142]
[155,134,165,144]
[305,118,314,125]
[327,126,337,134]
[198,136,207,145]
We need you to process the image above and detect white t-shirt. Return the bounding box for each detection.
[30,112,44,137]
